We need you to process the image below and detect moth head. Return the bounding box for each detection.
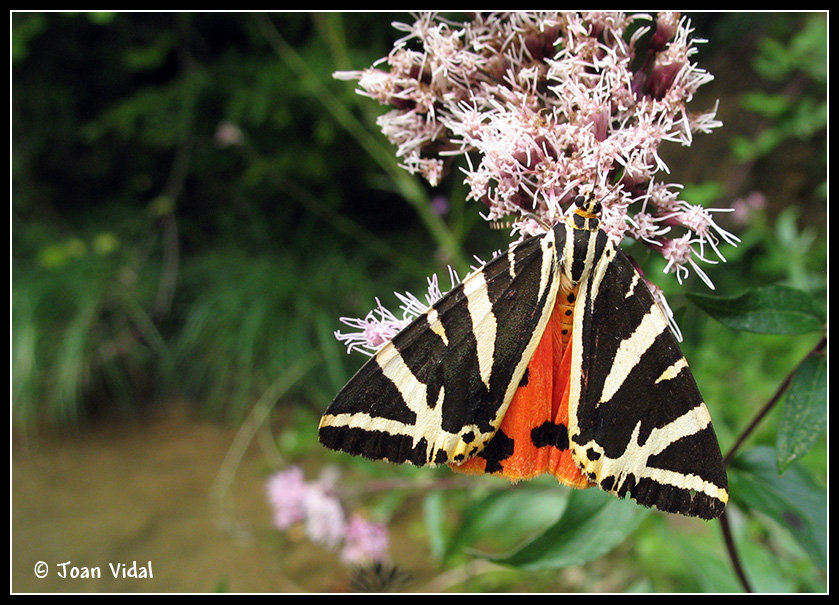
[573,193,602,217]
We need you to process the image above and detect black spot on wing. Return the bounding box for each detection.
[530,421,570,451]
[473,429,515,474]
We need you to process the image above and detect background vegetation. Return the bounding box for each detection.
[12,12,826,592]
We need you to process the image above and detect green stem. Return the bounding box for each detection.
[720,333,826,593]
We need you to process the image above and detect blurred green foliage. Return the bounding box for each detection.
[14,12,421,427]
[12,12,495,429]
[733,13,827,168]
[12,11,825,592]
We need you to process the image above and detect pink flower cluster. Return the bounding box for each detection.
[334,271,458,356]
[266,466,389,566]
[336,12,738,287]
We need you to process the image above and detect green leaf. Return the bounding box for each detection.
[445,486,569,562]
[729,446,826,569]
[422,491,448,562]
[740,91,792,119]
[777,354,827,472]
[681,180,726,206]
[482,488,647,570]
[687,286,824,334]
[665,530,742,592]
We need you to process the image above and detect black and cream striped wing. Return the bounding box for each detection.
[567,232,729,519]
[319,225,565,468]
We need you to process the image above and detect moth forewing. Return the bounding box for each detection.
[566,235,728,519]
[319,224,566,468]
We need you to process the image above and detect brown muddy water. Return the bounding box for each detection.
[11,407,437,593]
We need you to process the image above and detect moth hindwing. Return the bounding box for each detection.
[320,197,729,519]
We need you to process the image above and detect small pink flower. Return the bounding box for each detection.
[730,191,766,225]
[335,270,461,354]
[214,121,245,148]
[266,467,307,530]
[648,11,681,52]
[334,298,408,355]
[341,514,390,566]
[266,467,393,568]
[660,234,715,289]
[303,481,346,548]
[627,210,671,245]
[431,194,449,216]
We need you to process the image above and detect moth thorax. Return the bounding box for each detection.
[571,211,601,232]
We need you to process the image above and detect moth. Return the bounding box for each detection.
[320,195,729,519]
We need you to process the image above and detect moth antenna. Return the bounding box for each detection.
[489,218,515,230]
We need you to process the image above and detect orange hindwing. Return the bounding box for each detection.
[451,280,592,489]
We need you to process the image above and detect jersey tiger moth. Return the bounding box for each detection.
[319,195,729,520]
